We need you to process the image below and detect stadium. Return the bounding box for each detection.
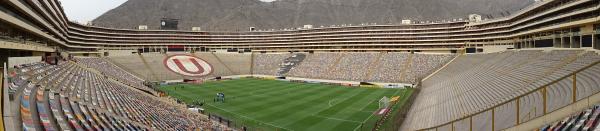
[0,0,599,130]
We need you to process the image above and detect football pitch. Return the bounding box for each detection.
[159,78,413,131]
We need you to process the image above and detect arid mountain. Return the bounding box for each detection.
[92,0,534,31]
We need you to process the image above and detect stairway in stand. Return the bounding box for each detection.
[399,53,414,82]
[136,55,159,81]
[322,53,346,79]
[209,53,237,75]
[364,52,384,81]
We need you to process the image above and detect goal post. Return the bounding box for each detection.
[379,96,390,109]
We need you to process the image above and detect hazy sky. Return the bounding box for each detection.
[60,0,276,23]
[59,0,128,23]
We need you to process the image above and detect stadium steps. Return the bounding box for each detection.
[209,52,237,74]
[418,50,598,130]
[497,51,544,76]
[70,67,150,129]
[12,62,190,130]
[21,64,62,131]
[72,73,99,130]
[102,57,147,82]
[93,78,122,126]
[519,51,583,89]
[84,75,113,129]
[136,55,159,81]
[38,85,59,130]
[71,61,157,97]
[70,98,94,130]
[32,64,75,130]
[399,53,414,82]
[94,110,116,130]
[511,50,593,98]
[323,53,346,78]
[422,54,462,81]
[363,52,384,81]
[82,62,189,129]
[78,104,102,130]
[57,69,85,130]
[48,63,76,130]
[71,97,150,129]
[60,97,84,130]
[23,80,43,130]
[480,51,542,85]
[72,61,104,76]
[49,92,71,130]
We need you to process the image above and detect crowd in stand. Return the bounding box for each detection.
[65,52,454,86]
[8,60,228,130]
[287,53,340,79]
[368,53,410,83]
[100,52,453,84]
[284,52,454,83]
[404,54,455,83]
[252,53,291,76]
[324,52,379,81]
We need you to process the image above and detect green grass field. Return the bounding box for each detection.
[159,78,412,131]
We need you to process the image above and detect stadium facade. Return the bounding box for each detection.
[0,0,597,53]
[0,0,600,131]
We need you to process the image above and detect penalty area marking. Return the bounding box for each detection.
[304,90,375,130]
[352,99,379,131]
[327,99,371,113]
[352,89,406,131]
[204,103,293,131]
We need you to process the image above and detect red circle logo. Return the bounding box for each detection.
[163,55,213,77]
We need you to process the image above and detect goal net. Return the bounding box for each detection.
[379,96,390,109]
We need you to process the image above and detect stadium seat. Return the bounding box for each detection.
[402,50,600,130]
[8,61,223,130]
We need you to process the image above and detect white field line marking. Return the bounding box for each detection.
[233,84,308,99]
[353,89,404,131]
[307,90,382,131]
[294,90,363,128]
[352,99,379,131]
[205,103,293,131]
[247,88,358,128]
[240,89,290,99]
[358,99,377,111]
[313,115,362,123]
[328,99,338,107]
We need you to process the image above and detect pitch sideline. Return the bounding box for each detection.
[204,103,293,131]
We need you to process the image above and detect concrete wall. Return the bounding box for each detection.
[8,56,41,67]
[108,52,253,81]
[108,55,153,80]
[212,53,252,75]
[481,45,513,53]
[581,24,594,33]
[421,50,452,54]
[105,50,137,57]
